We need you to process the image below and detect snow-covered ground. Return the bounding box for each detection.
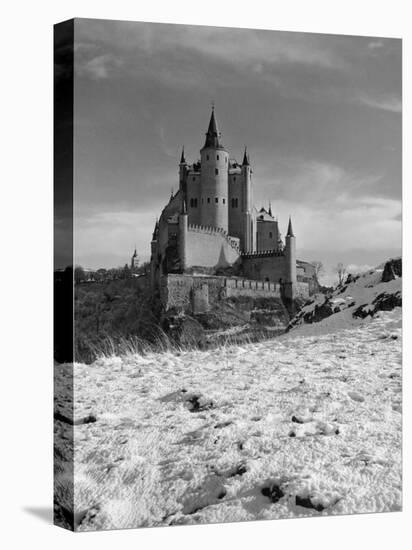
[57,292,402,530]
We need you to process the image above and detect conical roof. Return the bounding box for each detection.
[286,216,295,237]
[242,147,250,166]
[202,108,225,149]
[180,147,186,164]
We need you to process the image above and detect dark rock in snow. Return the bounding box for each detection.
[261,484,285,503]
[54,411,97,426]
[295,495,325,512]
[381,258,402,282]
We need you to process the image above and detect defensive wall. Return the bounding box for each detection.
[160,273,309,314]
[184,224,241,269]
[240,250,288,283]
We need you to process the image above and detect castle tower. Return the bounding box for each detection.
[241,147,255,252]
[178,202,188,272]
[284,216,297,300]
[179,147,187,204]
[199,108,229,231]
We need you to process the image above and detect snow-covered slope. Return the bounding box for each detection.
[54,299,402,530]
[289,258,402,335]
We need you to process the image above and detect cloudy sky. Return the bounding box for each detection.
[72,18,401,282]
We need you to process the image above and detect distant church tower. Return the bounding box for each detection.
[130,247,139,271]
[199,108,229,232]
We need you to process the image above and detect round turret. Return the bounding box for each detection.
[199,109,229,231]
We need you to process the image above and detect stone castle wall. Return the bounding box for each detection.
[185,225,240,269]
[160,274,285,312]
[241,253,288,283]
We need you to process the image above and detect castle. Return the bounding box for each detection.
[150,108,316,313]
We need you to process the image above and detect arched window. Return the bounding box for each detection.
[223,198,226,204]
[215,168,219,175]
[215,197,218,203]
[207,197,211,204]
[217,154,219,160]
[269,232,273,238]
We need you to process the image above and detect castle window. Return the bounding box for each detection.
[231,198,239,208]
[234,176,236,182]
[194,198,198,207]
[215,168,219,175]
[225,157,227,164]
[217,154,219,160]
[207,197,211,204]
[206,155,209,161]
[215,197,218,203]
[269,232,273,238]
[223,198,226,204]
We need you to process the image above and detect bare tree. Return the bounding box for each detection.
[311,260,324,280]
[335,263,347,286]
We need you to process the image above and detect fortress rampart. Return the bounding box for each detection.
[160,274,309,314]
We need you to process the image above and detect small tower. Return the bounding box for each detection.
[179,147,187,200]
[241,147,255,251]
[284,216,297,300]
[178,201,188,273]
[131,246,139,271]
[150,220,159,289]
[199,108,229,231]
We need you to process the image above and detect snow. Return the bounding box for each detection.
[290,266,402,336]
[54,301,402,530]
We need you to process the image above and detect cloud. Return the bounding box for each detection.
[74,209,155,268]
[256,158,383,207]
[346,263,375,273]
[75,53,123,80]
[356,94,402,113]
[368,40,384,50]
[271,195,401,255]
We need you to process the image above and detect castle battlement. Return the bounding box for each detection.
[241,249,285,258]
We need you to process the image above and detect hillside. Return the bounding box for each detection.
[54,258,402,530]
[74,275,161,363]
[288,258,402,334]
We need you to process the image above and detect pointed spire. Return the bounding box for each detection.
[203,107,224,149]
[180,146,186,164]
[152,219,159,240]
[268,201,273,217]
[242,146,250,166]
[287,216,295,237]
